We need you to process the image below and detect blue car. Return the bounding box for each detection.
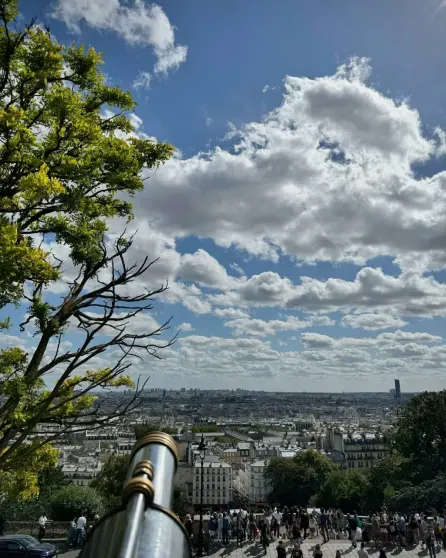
[0,534,58,557]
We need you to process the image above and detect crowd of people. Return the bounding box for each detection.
[184,506,446,557]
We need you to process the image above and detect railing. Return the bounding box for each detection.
[4,521,71,539]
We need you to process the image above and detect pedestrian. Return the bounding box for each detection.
[222,512,230,545]
[76,512,87,547]
[426,525,437,558]
[38,512,48,542]
[358,541,368,558]
[320,509,329,543]
[314,543,323,558]
[277,539,286,558]
[68,517,77,547]
[348,513,358,548]
[184,514,193,538]
[379,550,387,558]
[260,521,269,554]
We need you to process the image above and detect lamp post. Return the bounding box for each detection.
[197,434,207,557]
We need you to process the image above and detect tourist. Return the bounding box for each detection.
[292,517,301,547]
[420,514,428,549]
[76,512,87,547]
[249,511,257,541]
[301,509,309,539]
[358,541,368,558]
[222,512,230,545]
[348,513,358,548]
[260,520,269,554]
[320,509,329,543]
[68,517,77,547]
[410,514,419,545]
[379,550,388,558]
[217,512,223,543]
[426,525,437,558]
[314,543,323,558]
[309,512,317,538]
[277,539,286,558]
[38,512,48,542]
[209,513,217,541]
[184,514,192,538]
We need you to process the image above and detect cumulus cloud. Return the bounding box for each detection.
[135,57,446,270]
[51,0,187,76]
[214,307,250,319]
[341,313,408,330]
[224,315,334,337]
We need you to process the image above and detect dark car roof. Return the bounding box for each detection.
[0,534,32,540]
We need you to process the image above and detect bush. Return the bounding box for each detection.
[50,485,104,520]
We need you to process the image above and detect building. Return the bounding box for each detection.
[233,460,272,505]
[394,379,401,399]
[174,463,193,503]
[325,429,389,470]
[62,463,102,486]
[192,461,232,508]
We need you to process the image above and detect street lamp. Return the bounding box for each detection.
[197,434,207,557]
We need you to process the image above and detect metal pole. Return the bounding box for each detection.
[197,455,204,556]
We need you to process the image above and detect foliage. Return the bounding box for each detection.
[90,454,128,511]
[190,425,220,433]
[363,454,409,512]
[386,475,446,515]
[0,462,68,521]
[215,436,234,444]
[315,470,370,512]
[0,0,175,472]
[265,449,336,507]
[173,486,187,517]
[133,424,177,439]
[0,443,58,500]
[388,391,446,481]
[50,485,104,520]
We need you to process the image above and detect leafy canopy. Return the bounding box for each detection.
[0,0,174,487]
[265,449,336,507]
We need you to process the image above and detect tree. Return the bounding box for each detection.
[364,454,408,512]
[50,485,104,520]
[90,454,128,511]
[386,475,446,515]
[265,449,336,507]
[0,0,175,475]
[315,470,370,512]
[388,391,446,481]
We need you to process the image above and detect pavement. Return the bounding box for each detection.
[205,537,443,558]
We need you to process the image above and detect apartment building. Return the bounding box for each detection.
[192,461,232,508]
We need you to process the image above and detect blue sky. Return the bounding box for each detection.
[6,0,446,391]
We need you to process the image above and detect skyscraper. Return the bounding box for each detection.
[394,379,401,399]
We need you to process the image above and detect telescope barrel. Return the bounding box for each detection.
[81,432,192,558]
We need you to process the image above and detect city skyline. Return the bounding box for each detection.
[3,0,446,392]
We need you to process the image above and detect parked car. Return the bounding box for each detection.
[0,534,58,557]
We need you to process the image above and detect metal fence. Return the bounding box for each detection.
[4,521,71,539]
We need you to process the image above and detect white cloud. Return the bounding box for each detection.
[214,307,250,319]
[179,249,238,290]
[224,316,313,337]
[205,117,213,128]
[52,0,187,76]
[135,57,445,271]
[342,313,408,330]
[133,70,152,90]
[178,322,194,332]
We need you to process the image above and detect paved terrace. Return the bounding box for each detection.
[206,537,442,558]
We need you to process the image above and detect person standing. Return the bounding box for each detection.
[222,512,230,545]
[217,513,223,543]
[314,543,323,558]
[38,513,48,542]
[426,525,437,558]
[320,509,329,543]
[76,512,87,547]
[184,514,193,539]
[277,540,286,558]
[358,541,368,558]
[301,510,309,539]
[348,514,358,548]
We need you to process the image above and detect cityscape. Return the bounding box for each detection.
[1,0,446,557]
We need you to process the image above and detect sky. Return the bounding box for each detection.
[5,0,446,392]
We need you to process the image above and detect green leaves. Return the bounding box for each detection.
[0,2,174,481]
[50,485,104,520]
[265,449,336,507]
